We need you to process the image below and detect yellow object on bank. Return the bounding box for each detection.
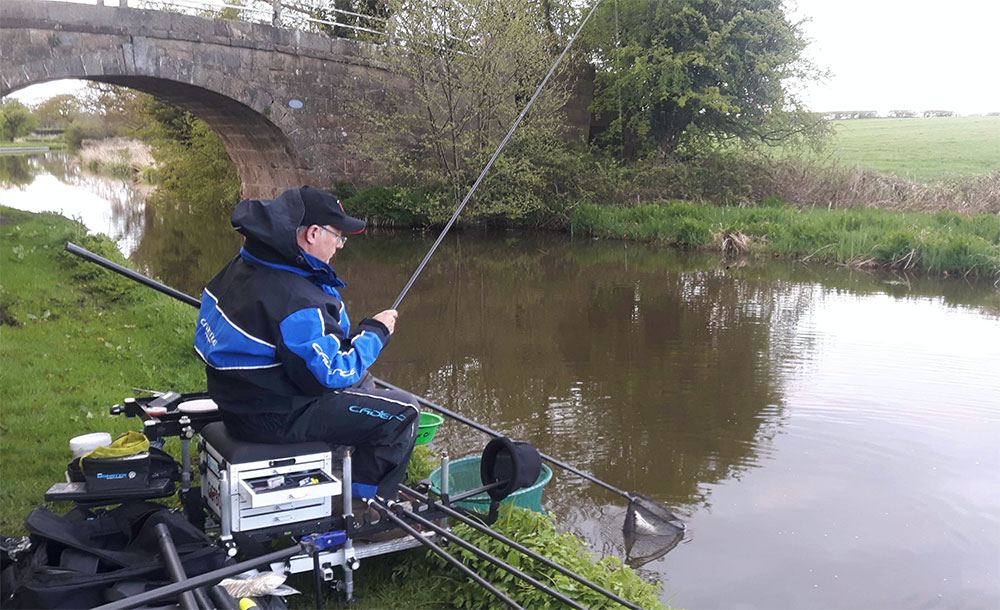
[238,598,259,610]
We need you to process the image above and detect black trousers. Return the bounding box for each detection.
[223,377,419,499]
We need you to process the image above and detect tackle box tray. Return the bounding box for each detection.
[237,468,339,509]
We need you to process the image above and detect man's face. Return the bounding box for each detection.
[299,224,346,263]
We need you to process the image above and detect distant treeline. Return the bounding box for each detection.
[822,110,998,119]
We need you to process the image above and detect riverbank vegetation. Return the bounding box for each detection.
[76,137,155,179]
[329,0,997,278]
[0,206,666,609]
[571,199,1000,277]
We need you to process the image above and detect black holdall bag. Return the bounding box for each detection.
[1,502,228,609]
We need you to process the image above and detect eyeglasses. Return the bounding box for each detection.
[317,225,348,245]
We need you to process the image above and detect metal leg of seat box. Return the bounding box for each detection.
[341,449,355,602]
[179,425,192,493]
[219,469,236,556]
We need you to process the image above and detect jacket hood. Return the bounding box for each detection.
[230,188,306,263]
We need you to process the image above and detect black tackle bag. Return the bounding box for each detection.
[1,501,228,609]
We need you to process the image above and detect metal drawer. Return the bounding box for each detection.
[238,501,331,531]
[238,467,340,509]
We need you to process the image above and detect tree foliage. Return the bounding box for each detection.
[136,97,241,212]
[32,94,80,128]
[350,0,584,225]
[582,0,827,159]
[0,100,38,141]
[81,83,154,138]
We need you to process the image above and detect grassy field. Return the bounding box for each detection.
[816,116,1000,182]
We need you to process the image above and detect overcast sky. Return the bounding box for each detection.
[8,0,1000,116]
[789,0,999,115]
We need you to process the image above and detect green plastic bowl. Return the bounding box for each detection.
[429,455,552,513]
[415,412,443,445]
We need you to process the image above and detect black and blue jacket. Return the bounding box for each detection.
[193,190,390,414]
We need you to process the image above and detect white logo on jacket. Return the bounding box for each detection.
[200,318,218,346]
[311,342,355,378]
[312,342,333,368]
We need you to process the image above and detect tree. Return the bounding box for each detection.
[350,0,581,224]
[583,0,827,159]
[81,82,154,138]
[0,99,38,141]
[33,94,80,128]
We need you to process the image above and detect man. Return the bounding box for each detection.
[194,185,418,501]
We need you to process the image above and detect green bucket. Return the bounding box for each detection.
[415,411,443,445]
[429,455,552,513]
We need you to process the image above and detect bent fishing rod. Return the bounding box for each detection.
[390,0,604,310]
[65,242,685,535]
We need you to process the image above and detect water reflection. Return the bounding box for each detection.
[0,153,149,256]
[129,190,241,296]
[0,155,35,186]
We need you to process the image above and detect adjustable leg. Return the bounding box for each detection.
[342,449,355,602]
[219,470,236,557]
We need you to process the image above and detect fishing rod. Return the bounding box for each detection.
[64,242,685,541]
[390,0,605,310]
[395,487,645,610]
[377,499,590,610]
[366,500,524,609]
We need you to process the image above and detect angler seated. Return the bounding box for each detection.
[193,186,419,503]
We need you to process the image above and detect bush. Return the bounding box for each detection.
[342,185,418,227]
[760,194,788,208]
[874,230,921,265]
[62,123,85,151]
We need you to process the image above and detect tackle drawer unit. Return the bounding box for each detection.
[200,422,341,539]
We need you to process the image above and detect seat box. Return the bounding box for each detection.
[200,423,341,535]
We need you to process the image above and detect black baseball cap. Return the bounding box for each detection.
[298,185,366,234]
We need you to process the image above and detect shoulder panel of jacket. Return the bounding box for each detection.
[194,288,280,370]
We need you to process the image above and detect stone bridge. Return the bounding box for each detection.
[1,0,592,197]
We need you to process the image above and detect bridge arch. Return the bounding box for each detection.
[1,0,387,196]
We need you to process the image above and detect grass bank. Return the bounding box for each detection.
[0,206,666,609]
[0,207,204,530]
[570,200,1000,278]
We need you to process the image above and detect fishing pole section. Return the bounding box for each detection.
[43,242,672,610]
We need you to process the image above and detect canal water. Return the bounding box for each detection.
[3,153,999,609]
